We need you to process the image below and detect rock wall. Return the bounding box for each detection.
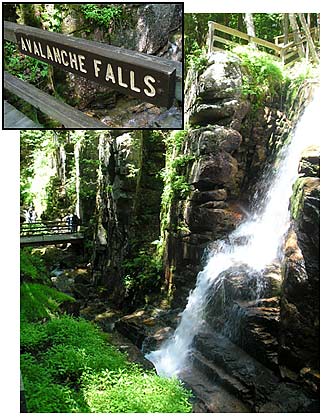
[160,51,319,400]
[279,146,320,391]
[92,130,165,307]
[163,51,294,306]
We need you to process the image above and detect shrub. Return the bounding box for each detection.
[81,367,192,413]
[4,41,49,85]
[21,353,87,413]
[21,321,48,353]
[233,45,284,107]
[81,4,123,29]
[21,316,192,413]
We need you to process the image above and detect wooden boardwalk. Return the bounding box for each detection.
[20,232,84,247]
[4,100,42,128]
[20,220,84,246]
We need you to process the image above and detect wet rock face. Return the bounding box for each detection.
[166,53,255,306]
[115,306,181,352]
[204,263,282,372]
[189,331,318,412]
[280,147,320,385]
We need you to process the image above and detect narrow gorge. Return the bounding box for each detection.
[19,42,320,414]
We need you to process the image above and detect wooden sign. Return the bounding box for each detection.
[15,26,176,108]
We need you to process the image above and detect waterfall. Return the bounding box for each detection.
[146,90,320,377]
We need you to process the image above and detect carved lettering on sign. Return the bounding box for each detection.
[16,30,176,108]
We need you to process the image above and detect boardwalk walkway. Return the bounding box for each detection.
[4,101,42,128]
[20,221,84,246]
[20,233,84,247]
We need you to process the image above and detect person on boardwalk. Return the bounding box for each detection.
[66,213,73,232]
[71,214,80,233]
[27,206,37,223]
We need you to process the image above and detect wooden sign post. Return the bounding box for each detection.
[14,25,177,108]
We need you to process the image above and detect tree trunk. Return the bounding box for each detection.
[243,13,256,48]
[289,13,305,58]
[74,139,82,220]
[298,13,319,63]
[283,13,289,45]
[237,13,244,32]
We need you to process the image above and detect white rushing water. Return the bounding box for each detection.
[146,91,320,377]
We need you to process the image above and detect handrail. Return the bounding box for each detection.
[207,21,282,54]
[4,21,182,105]
[20,220,81,237]
[4,72,107,128]
[207,21,319,66]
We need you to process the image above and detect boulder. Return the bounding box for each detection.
[279,228,319,375]
[187,126,242,155]
[190,188,228,204]
[298,146,320,177]
[189,99,240,126]
[115,307,181,350]
[192,331,318,412]
[189,151,238,190]
[185,205,239,234]
[197,52,242,101]
[202,263,282,371]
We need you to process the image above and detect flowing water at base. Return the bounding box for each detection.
[146,91,320,377]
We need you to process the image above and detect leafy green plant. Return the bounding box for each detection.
[21,322,48,353]
[20,248,48,283]
[4,41,49,85]
[284,60,319,105]
[123,247,162,297]
[81,4,123,29]
[21,353,87,413]
[186,42,209,76]
[81,367,192,413]
[233,45,284,108]
[21,283,75,322]
[21,314,192,413]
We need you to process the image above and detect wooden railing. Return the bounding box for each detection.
[20,221,80,237]
[4,21,182,128]
[207,21,319,66]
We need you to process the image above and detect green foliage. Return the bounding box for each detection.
[81,367,192,413]
[43,176,69,219]
[21,314,192,413]
[21,283,75,322]
[123,247,162,297]
[290,177,307,220]
[284,61,319,105]
[4,42,49,85]
[21,322,48,353]
[20,248,48,283]
[157,130,193,261]
[21,353,86,413]
[164,129,189,154]
[161,131,193,208]
[40,5,63,32]
[233,45,284,108]
[81,4,123,29]
[186,42,209,76]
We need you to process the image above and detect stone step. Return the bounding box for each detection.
[180,363,251,413]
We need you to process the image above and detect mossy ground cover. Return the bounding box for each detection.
[20,254,192,412]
